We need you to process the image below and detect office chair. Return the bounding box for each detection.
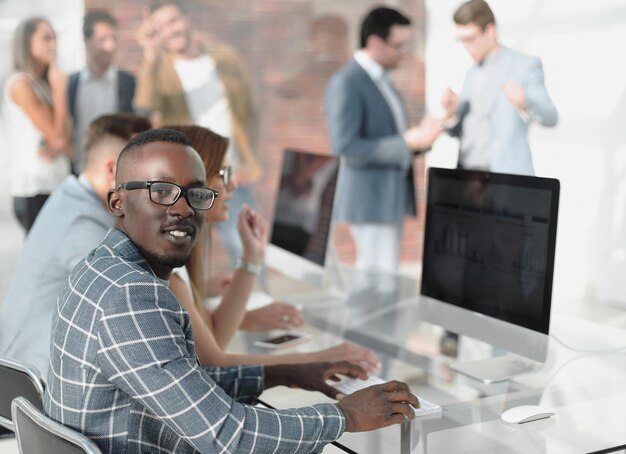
[12,397,101,454]
[0,356,45,431]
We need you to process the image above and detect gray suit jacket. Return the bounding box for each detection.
[325,59,416,225]
[449,47,558,175]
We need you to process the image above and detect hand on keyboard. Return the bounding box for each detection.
[337,380,420,432]
[334,375,442,417]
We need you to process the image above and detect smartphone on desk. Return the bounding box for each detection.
[253,332,311,349]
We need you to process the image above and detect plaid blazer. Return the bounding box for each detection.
[44,228,345,453]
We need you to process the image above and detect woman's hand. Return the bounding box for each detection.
[237,204,267,264]
[312,343,380,373]
[136,8,162,62]
[240,302,304,331]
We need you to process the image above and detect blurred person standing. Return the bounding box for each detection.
[68,10,136,174]
[2,17,72,233]
[0,113,150,378]
[134,1,260,268]
[325,6,442,274]
[441,0,558,175]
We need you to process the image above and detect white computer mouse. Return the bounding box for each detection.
[501,405,555,424]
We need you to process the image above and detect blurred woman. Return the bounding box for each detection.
[211,45,262,268]
[167,125,379,370]
[2,17,72,232]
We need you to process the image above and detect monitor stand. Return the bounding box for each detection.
[450,352,543,384]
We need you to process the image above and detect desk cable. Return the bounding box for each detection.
[550,333,626,354]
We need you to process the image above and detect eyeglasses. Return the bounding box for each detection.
[218,166,232,187]
[456,32,483,45]
[116,181,219,211]
[385,39,410,51]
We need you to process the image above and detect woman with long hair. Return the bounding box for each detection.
[167,125,379,370]
[210,45,263,268]
[2,17,72,232]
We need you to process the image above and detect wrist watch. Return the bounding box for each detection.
[236,259,262,275]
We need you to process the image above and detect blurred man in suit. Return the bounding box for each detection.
[325,6,441,273]
[68,11,135,174]
[442,0,558,175]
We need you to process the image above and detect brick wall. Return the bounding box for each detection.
[87,0,427,271]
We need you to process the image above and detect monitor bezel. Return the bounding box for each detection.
[266,148,340,289]
[420,167,560,336]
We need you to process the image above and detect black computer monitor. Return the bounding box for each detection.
[419,167,560,382]
[266,149,339,288]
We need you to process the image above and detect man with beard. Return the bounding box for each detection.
[44,128,420,453]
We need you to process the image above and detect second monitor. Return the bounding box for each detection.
[266,149,340,289]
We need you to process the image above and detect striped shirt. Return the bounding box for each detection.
[44,228,345,453]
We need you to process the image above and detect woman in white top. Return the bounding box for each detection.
[167,125,380,371]
[3,17,71,232]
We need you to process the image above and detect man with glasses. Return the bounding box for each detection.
[0,113,150,379]
[441,0,558,175]
[325,6,442,275]
[44,128,420,453]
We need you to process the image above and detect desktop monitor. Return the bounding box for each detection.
[419,167,560,382]
[266,149,340,289]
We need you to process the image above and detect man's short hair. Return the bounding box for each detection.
[116,129,192,180]
[360,6,411,49]
[149,0,185,13]
[83,10,117,39]
[83,114,151,168]
[453,0,496,30]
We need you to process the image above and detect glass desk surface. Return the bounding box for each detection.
[229,269,626,453]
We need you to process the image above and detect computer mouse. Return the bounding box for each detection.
[501,405,555,424]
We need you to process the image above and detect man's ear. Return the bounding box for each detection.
[107,189,124,217]
[105,158,117,182]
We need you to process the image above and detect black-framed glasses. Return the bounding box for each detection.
[218,166,232,187]
[116,181,219,211]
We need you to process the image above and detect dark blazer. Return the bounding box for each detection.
[324,59,416,225]
[67,69,136,121]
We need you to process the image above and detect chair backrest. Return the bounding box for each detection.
[12,397,101,454]
[0,357,45,431]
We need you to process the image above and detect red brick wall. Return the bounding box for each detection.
[87,0,426,270]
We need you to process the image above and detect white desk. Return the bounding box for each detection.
[235,270,626,453]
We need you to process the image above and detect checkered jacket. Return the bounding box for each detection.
[44,228,345,453]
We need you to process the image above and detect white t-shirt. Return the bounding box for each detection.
[174,55,235,164]
[2,73,70,196]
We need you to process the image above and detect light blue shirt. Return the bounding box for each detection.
[0,175,113,376]
[450,47,558,175]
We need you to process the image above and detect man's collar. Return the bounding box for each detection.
[354,50,386,82]
[81,64,117,83]
[103,228,170,286]
[479,46,502,67]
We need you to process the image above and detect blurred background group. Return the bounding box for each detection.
[0,0,625,316]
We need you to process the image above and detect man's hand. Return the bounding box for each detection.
[403,117,444,151]
[338,381,419,432]
[441,87,459,118]
[240,302,304,331]
[500,82,527,110]
[264,362,366,399]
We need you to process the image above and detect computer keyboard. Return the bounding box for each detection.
[333,376,442,416]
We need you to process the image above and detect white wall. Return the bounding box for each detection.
[425,0,626,311]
